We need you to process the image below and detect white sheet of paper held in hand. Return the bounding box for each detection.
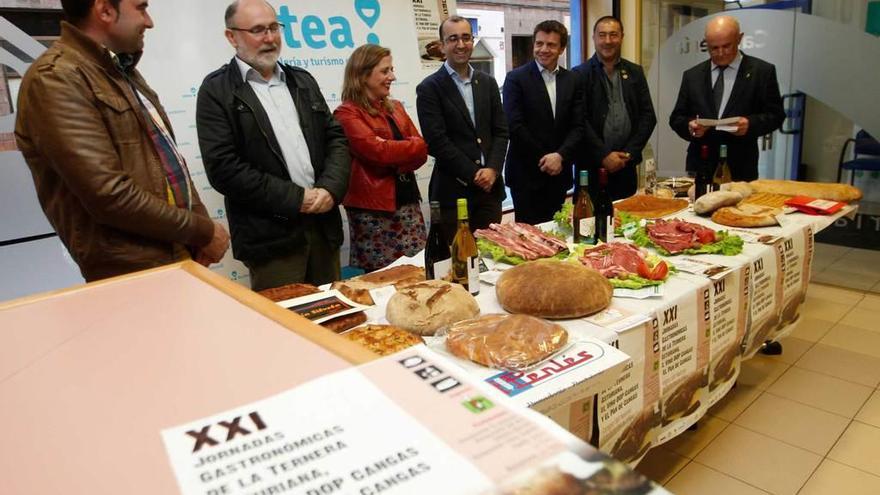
[696,117,739,133]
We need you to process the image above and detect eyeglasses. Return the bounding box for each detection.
[444,34,474,45]
[229,22,284,36]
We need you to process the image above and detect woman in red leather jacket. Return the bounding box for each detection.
[335,44,428,272]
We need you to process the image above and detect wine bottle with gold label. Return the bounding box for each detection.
[572,170,595,244]
[713,144,732,190]
[451,198,480,295]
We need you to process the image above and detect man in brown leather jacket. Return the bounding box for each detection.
[14,0,230,282]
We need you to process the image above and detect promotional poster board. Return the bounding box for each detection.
[653,284,711,444]
[162,346,669,495]
[137,0,455,286]
[705,266,749,408]
[778,225,813,326]
[742,244,784,359]
[597,320,661,466]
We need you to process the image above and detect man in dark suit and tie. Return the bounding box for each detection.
[573,16,656,200]
[503,20,585,224]
[417,15,508,238]
[669,15,785,181]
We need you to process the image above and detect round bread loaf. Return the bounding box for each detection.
[496,260,612,318]
[711,203,781,227]
[385,280,479,335]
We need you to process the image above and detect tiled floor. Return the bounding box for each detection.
[811,242,880,293]
[635,283,880,494]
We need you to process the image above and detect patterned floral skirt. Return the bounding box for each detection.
[345,202,428,273]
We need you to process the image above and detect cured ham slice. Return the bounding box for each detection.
[475,222,567,260]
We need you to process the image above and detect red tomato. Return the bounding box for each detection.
[696,229,716,245]
[650,261,669,280]
[637,259,652,279]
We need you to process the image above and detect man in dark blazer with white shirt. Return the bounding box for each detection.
[669,15,785,181]
[417,15,508,239]
[503,20,585,224]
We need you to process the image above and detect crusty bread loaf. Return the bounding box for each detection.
[445,314,568,370]
[355,264,426,285]
[693,190,742,215]
[711,203,781,228]
[750,179,862,202]
[385,280,479,335]
[331,264,426,305]
[496,260,612,318]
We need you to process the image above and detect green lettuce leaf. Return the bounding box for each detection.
[615,211,642,237]
[629,226,653,249]
[553,203,574,231]
[477,238,526,265]
[678,230,744,256]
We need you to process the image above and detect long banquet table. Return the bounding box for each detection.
[362,203,857,465]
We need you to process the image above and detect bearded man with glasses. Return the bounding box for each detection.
[196,0,351,290]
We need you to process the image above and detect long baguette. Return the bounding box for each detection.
[749,179,862,202]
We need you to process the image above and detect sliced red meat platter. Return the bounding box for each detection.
[646,219,717,254]
[474,222,567,260]
[578,242,668,280]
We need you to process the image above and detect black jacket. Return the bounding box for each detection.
[196,60,350,263]
[416,66,508,208]
[669,53,785,181]
[572,54,657,199]
[502,61,584,193]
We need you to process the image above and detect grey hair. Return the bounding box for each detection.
[225,0,275,28]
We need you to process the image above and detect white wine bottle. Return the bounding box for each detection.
[644,158,657,195]
[713,144,732,190]
[572,170,595,244]
[451,198,480,295]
